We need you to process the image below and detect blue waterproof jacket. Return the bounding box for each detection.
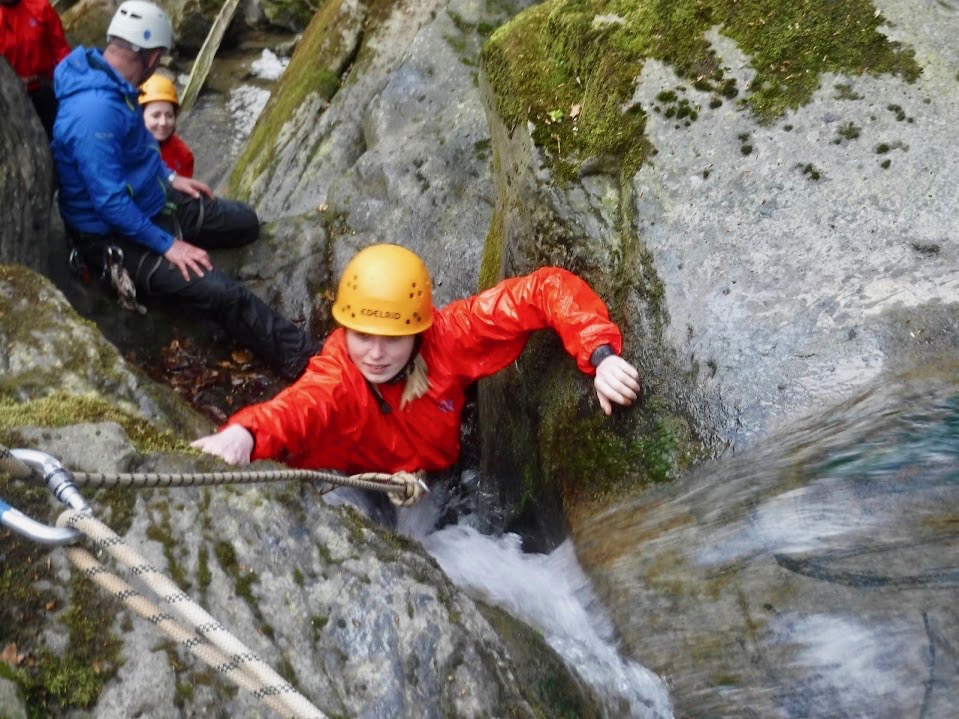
[52,47,174,254]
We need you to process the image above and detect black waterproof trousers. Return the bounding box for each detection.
[74,189,314,379]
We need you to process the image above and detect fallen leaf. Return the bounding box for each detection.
[570,104,581,119]
[1,643,23,667]
[231,349,254,364]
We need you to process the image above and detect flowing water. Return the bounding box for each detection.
[324,480,675,719]
[574,364,959,718]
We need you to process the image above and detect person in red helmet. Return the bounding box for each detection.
[192,244,642,482]
[138,72,194,178]
[0,0,71,138]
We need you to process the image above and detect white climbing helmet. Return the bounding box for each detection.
[107,0,174,51]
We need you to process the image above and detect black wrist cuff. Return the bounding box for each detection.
[589,344,616,368]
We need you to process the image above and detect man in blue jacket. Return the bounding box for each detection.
[51,0,315,379]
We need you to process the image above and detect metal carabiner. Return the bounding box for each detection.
[0,497,81,546]
[103,244,124,268]
[0,449,91,546]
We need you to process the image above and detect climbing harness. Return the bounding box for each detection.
[0,444,428,718]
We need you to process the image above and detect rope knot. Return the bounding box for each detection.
[387,471,426,508]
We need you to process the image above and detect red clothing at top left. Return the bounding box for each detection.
[0,0,70,90]
[160,133,195,178]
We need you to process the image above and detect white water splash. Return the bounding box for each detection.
[420,525,674,718]
[223,50,291,152]
[250,49,290,81]
[326,480,673,717]
[226,85,271,151]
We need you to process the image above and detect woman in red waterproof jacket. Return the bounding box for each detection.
[192,244,641,482]
[139,73,195,178]
[0,0,70,138]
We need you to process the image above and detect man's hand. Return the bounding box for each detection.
[191,425,255,465]
[594,355,641,415]
[164,239,212,282]
[171,174,214,200]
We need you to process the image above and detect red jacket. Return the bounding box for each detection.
[227,268,624,475]
[0,0,69,90]
[160,133,195,179]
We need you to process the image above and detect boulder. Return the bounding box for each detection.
[478,0,959,501]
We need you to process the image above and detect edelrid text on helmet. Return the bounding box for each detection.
[332,244,433,336]
[107,0,174,51]
[139,73,179,108]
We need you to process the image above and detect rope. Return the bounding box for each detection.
[0,447,34,480]
[69,467,425,505]
[56,509,327,719]
[68,466,423,507]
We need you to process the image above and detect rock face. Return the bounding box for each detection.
[0,60,55,274]
[475,0,959,715]
[0,266,210,436]
[478,0,959,497]
[231,0,539,316]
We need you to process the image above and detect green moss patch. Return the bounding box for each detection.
[231,0,354,198]
[483,0,920,181]
[0,481,123,714]
[0,392,187,456]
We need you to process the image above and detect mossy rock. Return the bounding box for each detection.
[482,0,920,182]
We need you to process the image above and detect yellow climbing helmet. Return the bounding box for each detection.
[139,73,179,108]
[332,244,433,336]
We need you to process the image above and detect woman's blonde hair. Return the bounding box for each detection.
[400,353,430,409]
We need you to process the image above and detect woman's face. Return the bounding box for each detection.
[345,330,415,385]
[143,100,176,142]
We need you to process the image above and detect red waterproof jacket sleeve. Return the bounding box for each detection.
[227,342,360,463]
[434,266,623,380]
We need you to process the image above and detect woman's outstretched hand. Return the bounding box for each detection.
[594,355,641,415]
[191,424,254,465]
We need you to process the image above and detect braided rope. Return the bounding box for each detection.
[2,443,424,504]
[0,447,34,480]
[57,510,326,719]
[71,467,422,502]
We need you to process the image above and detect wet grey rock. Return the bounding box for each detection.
[0,59,55,274]
[236,0,537,314]
[8,420,589,718]
[0,267,210,437]
[575,365,959,719]
[0,676,28,719]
